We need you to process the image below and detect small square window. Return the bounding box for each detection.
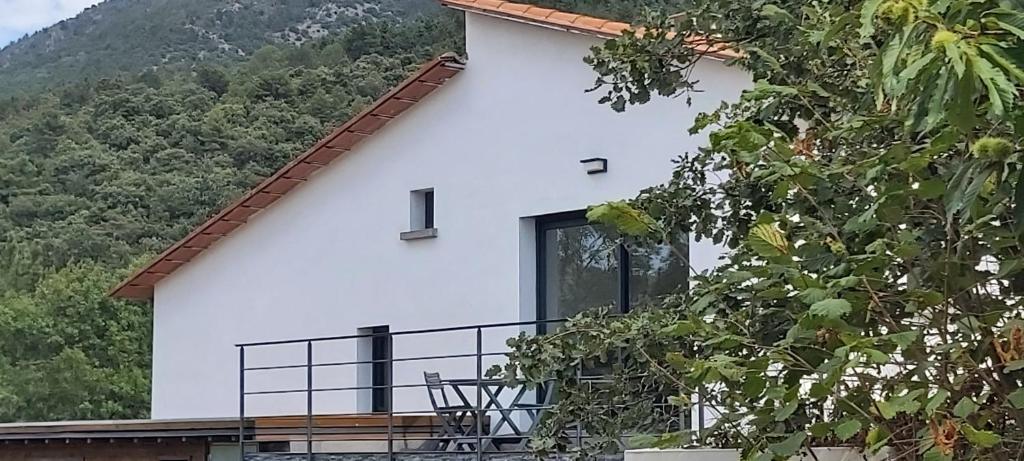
[401,188,438,240]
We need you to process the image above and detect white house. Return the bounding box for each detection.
[112,0,750,422]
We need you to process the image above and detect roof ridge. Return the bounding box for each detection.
[440,0,740,59]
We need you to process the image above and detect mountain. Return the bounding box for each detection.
[0,0,442,97]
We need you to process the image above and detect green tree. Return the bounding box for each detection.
[501,0,1024,459]
[195,65,230,96]
[0,263,151,421]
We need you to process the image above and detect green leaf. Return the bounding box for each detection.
[1014,172,1024,235]
[962,424,1001,448]
[798,287,828,305]
[926,389,949,415]
[760,4,796,23]
[953,397,979,418]
[1007,387,1024,409]
[947,65,977,132]
[748,223,789,257]
[1004,359,1024,372]
[944,42,966,78]
[971,53,1017,117]
[988,8,1024,39]
[808,422,832,438]
[774,399,798,421]
[924,447,953,461]
[858,0,885,41]
[916,179,945,199]
[885,330,920,348]
[864,348,889,364]
[875,399,897,419]
[809,298,852,319]
[834,419,862,441]
[710,120,772,163]
[946,163,989,218]
[586,201,658,237]
[866,425,891,454]
[742,375,767,398]
[769,432,807,457]
[746,47,783,73]
[980,45,1024,85]
[896,52,937,96]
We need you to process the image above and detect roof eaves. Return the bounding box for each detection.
[111,53,465,300]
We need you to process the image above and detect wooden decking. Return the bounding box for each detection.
[253,414,473,443]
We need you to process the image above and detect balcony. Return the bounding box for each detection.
[236,319,710,461]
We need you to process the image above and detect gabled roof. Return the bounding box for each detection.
[111,54,464,299]
[440,0,740,59]
[113,1,740,300]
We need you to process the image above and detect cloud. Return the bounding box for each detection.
[0,0,99,45]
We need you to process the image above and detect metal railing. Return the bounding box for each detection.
[236,318,700,460]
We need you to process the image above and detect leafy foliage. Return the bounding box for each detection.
[499,0,1024,459]
[0,11,461,421]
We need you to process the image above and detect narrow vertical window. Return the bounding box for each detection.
[370,325,390,413]
[423,190,435,229]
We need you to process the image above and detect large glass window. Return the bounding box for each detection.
[537,212,687,321]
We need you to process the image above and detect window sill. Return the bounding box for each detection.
[400,228,438,241]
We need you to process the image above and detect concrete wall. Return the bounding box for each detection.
[150,11,750,419]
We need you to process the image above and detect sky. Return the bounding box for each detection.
[1,0,98,47]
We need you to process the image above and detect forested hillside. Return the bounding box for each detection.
[0,0,442,96]
[0,0,663,422]
[0,11,461,421]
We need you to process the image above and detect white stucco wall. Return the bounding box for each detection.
[150,12,751,419]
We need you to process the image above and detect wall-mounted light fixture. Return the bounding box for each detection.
[580,157,608,175]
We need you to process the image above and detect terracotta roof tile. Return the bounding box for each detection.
[131,273,166,286]
[394,82,439,101]
[187,234,223,248]
[204,220,245,235]
[498,2,531,13]
[223,206,262,222]
[150,260,185,274]
[441,0,741,58]
[242,193,281,209]
[350,115,390,133]
[571,16,609,30]
[327,132,369,150]
[546,11,581,25]
[375,99,416,117]
[282,162,322,180]
[522,6,557,19]
[262,178,304,195]
[111,54,465,299]
[304,147,346,165]
[475,0,506,8]
[167,247,204,262]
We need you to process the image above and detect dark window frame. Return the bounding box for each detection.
[535,210,689,328]
[536,211,629,332]
[369,325,390,413]
[423,190,435,229]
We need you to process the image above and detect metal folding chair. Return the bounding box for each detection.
[423,371,476,451]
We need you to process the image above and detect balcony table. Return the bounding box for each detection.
[443,377,551,451]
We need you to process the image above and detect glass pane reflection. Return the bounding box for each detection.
[543,224,619,319]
